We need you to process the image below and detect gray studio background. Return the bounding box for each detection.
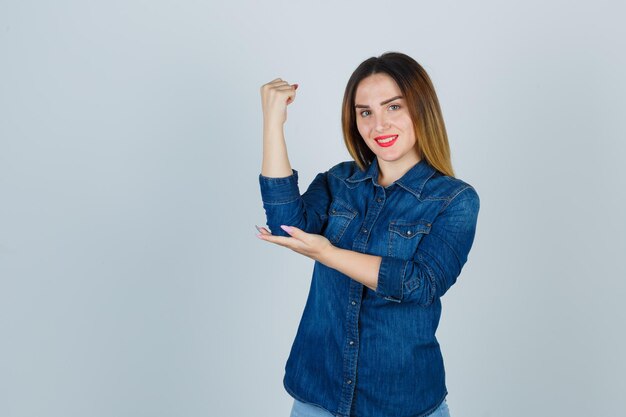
[1,1,625,416]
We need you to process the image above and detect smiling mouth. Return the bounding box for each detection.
[375,135,398,146]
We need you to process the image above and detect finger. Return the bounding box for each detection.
[268,85,296,103]
[268,79,297,90]
[280,225,303,236]
[261,79,285,90]
[270,80,290,87]
[257,233,294,246]
[276,86,296,104]
[261,79,281,89]
[255,225,271,235]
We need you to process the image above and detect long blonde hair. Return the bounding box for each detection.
[341,52,455,177]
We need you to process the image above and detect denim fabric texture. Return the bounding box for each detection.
[259,157,479,417]
[290,397,450,417]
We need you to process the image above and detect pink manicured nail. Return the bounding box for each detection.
[280,225,292,233]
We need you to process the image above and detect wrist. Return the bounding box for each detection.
[318,241,338,267]
[263,118,285,132]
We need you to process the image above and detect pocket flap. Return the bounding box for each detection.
[389,220,431,238]
[329,198,357,219]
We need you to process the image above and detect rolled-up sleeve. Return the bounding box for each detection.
[259,169,331,238]
[375,186,480,305]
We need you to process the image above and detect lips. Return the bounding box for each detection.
[374,135,398,147]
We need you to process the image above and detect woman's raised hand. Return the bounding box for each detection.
[260,78,298,127]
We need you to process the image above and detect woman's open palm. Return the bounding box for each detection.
[255,224,332,262]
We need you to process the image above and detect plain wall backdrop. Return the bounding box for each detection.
[1,1,625,416]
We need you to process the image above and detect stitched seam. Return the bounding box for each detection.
[327,170,343,181]
[450,185,473,200]
[441,185,473,210]
[261,196,300,205]
[328,216,352,244]
[403,260,419,293]
[331,196,358,216]
[400,259,407,301]
[327,199,357,244]
[258,172,298,184]
[423,184,474,203]
[417,252,437,306]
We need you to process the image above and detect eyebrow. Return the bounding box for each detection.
[354,95,403,108]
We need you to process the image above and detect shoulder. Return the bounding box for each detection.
[423,171,480,207]
[326,160,359,179]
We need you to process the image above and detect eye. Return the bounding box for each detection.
[389,104,400,111]
[359,110,371,117]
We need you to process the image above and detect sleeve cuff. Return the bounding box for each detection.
[259,169,300,204]
[376,256,408,302]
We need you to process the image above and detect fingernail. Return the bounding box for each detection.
[293,84,298,90]
[255,225,263,233]
[280,225,292,233]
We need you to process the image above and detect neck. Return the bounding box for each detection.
[377,156,421,186]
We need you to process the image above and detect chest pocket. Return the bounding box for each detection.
[323,198,357,245]
[387,219,432,259]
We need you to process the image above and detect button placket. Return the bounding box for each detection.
[338,281,361,415]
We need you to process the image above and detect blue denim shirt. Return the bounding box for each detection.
[258,157,480,417]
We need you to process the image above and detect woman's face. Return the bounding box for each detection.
[354,73,420,167]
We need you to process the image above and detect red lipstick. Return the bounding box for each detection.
[374,135,398,147]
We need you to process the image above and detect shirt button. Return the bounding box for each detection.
[349,340,354,345]
[407,230,412,235]
[347,380,352,384]
[376,198,383,203]
[351,301,356,306]
[362,228,367,233]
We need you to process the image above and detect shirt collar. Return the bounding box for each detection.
[345,157,437,199]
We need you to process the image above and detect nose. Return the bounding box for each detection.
[374,112,390,132]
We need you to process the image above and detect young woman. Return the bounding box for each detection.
[256,52,480,417]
